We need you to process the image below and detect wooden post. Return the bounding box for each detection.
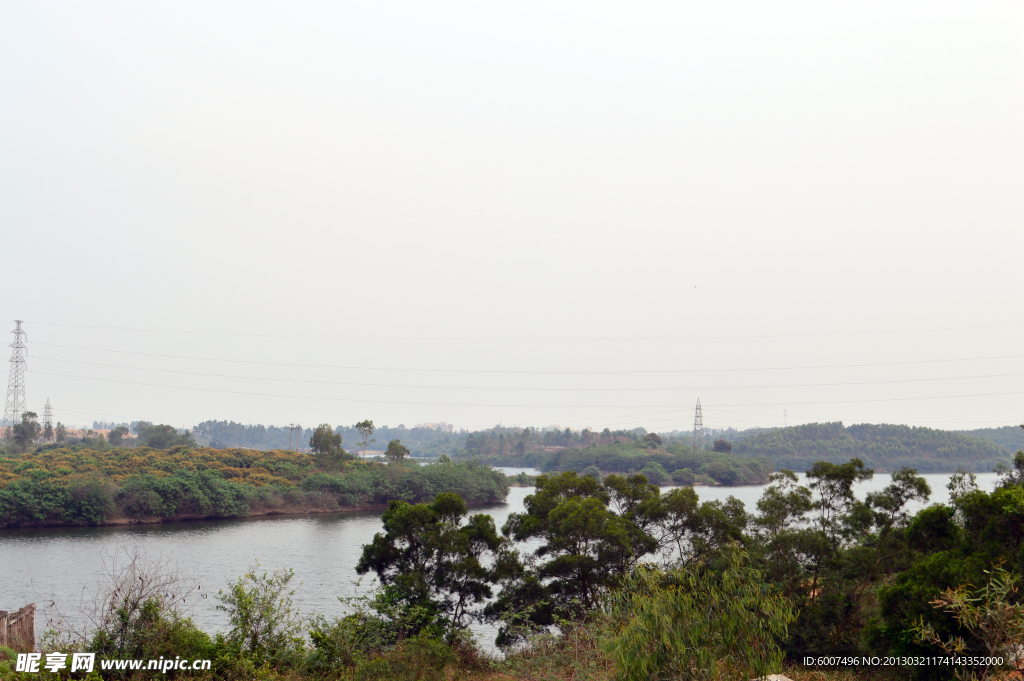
[0,604,36,651]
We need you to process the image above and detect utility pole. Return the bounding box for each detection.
[692,399,704,452]
[3,321,27,434]
[287,423,300,451]
[784,409,787,428]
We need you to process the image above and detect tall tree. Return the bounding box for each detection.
[355,420,375,457]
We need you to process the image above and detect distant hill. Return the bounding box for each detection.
[732,422,1010,472]
[959,425,1024,456]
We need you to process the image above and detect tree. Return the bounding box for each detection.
[11,412,41,450]
[55,421,67,443]
[356,493,503,635]
[42,421,54,443]
[138,424,194,450]
[385,439,410,462]
[309,424,348,469]
[713,438,732,453]
[108,425,130,446]
[642,432,663,446]
[500,472,636,614]
[355,420,375,457]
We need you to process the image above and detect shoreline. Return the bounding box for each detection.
[0,497,513,532]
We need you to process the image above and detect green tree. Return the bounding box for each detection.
[500,472,636,614]
[108,425,130,446]
[309,423,348,469]
[55,421,67,443]
[356,493,504,635]
[137,424,194,450]
[42,421,54,443]
[386,439,410,462]
[355,419,375,457]
[11,411,41,450]
[713,438,732,453]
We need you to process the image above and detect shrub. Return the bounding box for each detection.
[671,468,695,485]
[606,547,795,681]
[215,564,305,666]
[639,462,669,485]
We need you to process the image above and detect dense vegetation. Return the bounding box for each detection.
[733,422,1010,472]
[542,440,773,485]
[0,447,508,528]
[10,456,1024,680]
[961,425,1024,455]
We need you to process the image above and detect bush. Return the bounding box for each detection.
[606,548,795,681]
[671,468,695,485]
[215,564,305,667]
[639,462,669,485]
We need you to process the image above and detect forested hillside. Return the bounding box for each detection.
[732,421,1010,471]
[960,424,1024,455]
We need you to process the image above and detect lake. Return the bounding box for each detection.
[0,469,1000,647]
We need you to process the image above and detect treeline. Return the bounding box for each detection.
[732,422,1010,471]
[0,447,508,528]
[960,424,1024,455]
[544,440,774,485]
[192,420,461,456]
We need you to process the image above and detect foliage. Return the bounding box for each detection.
[9,411,41,451]
[309,423,350,470]
[385,439,410,462]
[215,564,304,665]
[136,423,196,450]
[356,493,504,635]
[543,440,772,486]
[0,447,509,527]
[912,564,1024,680]
[107,426,130,446]
[606,548,796,681]
[734,422,1010,472]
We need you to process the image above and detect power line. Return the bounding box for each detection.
[30,354,1024,392]
[23,319,1024,341]
[32,342,1024,376]
[29,368,1024,409]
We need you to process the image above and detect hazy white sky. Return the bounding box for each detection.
[1,2,1022,434]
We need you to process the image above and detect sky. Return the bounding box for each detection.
[1,2,1022,435]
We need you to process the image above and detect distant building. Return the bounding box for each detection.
[413,422,454,433]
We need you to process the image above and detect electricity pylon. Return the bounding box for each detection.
[3,321,27,434]
[692,398,704,452]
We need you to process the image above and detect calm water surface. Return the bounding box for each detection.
[0,469,1000,646]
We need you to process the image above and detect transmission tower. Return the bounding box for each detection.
[42,398,54,433]
[692,398,704,452]
[3,320,27,434]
